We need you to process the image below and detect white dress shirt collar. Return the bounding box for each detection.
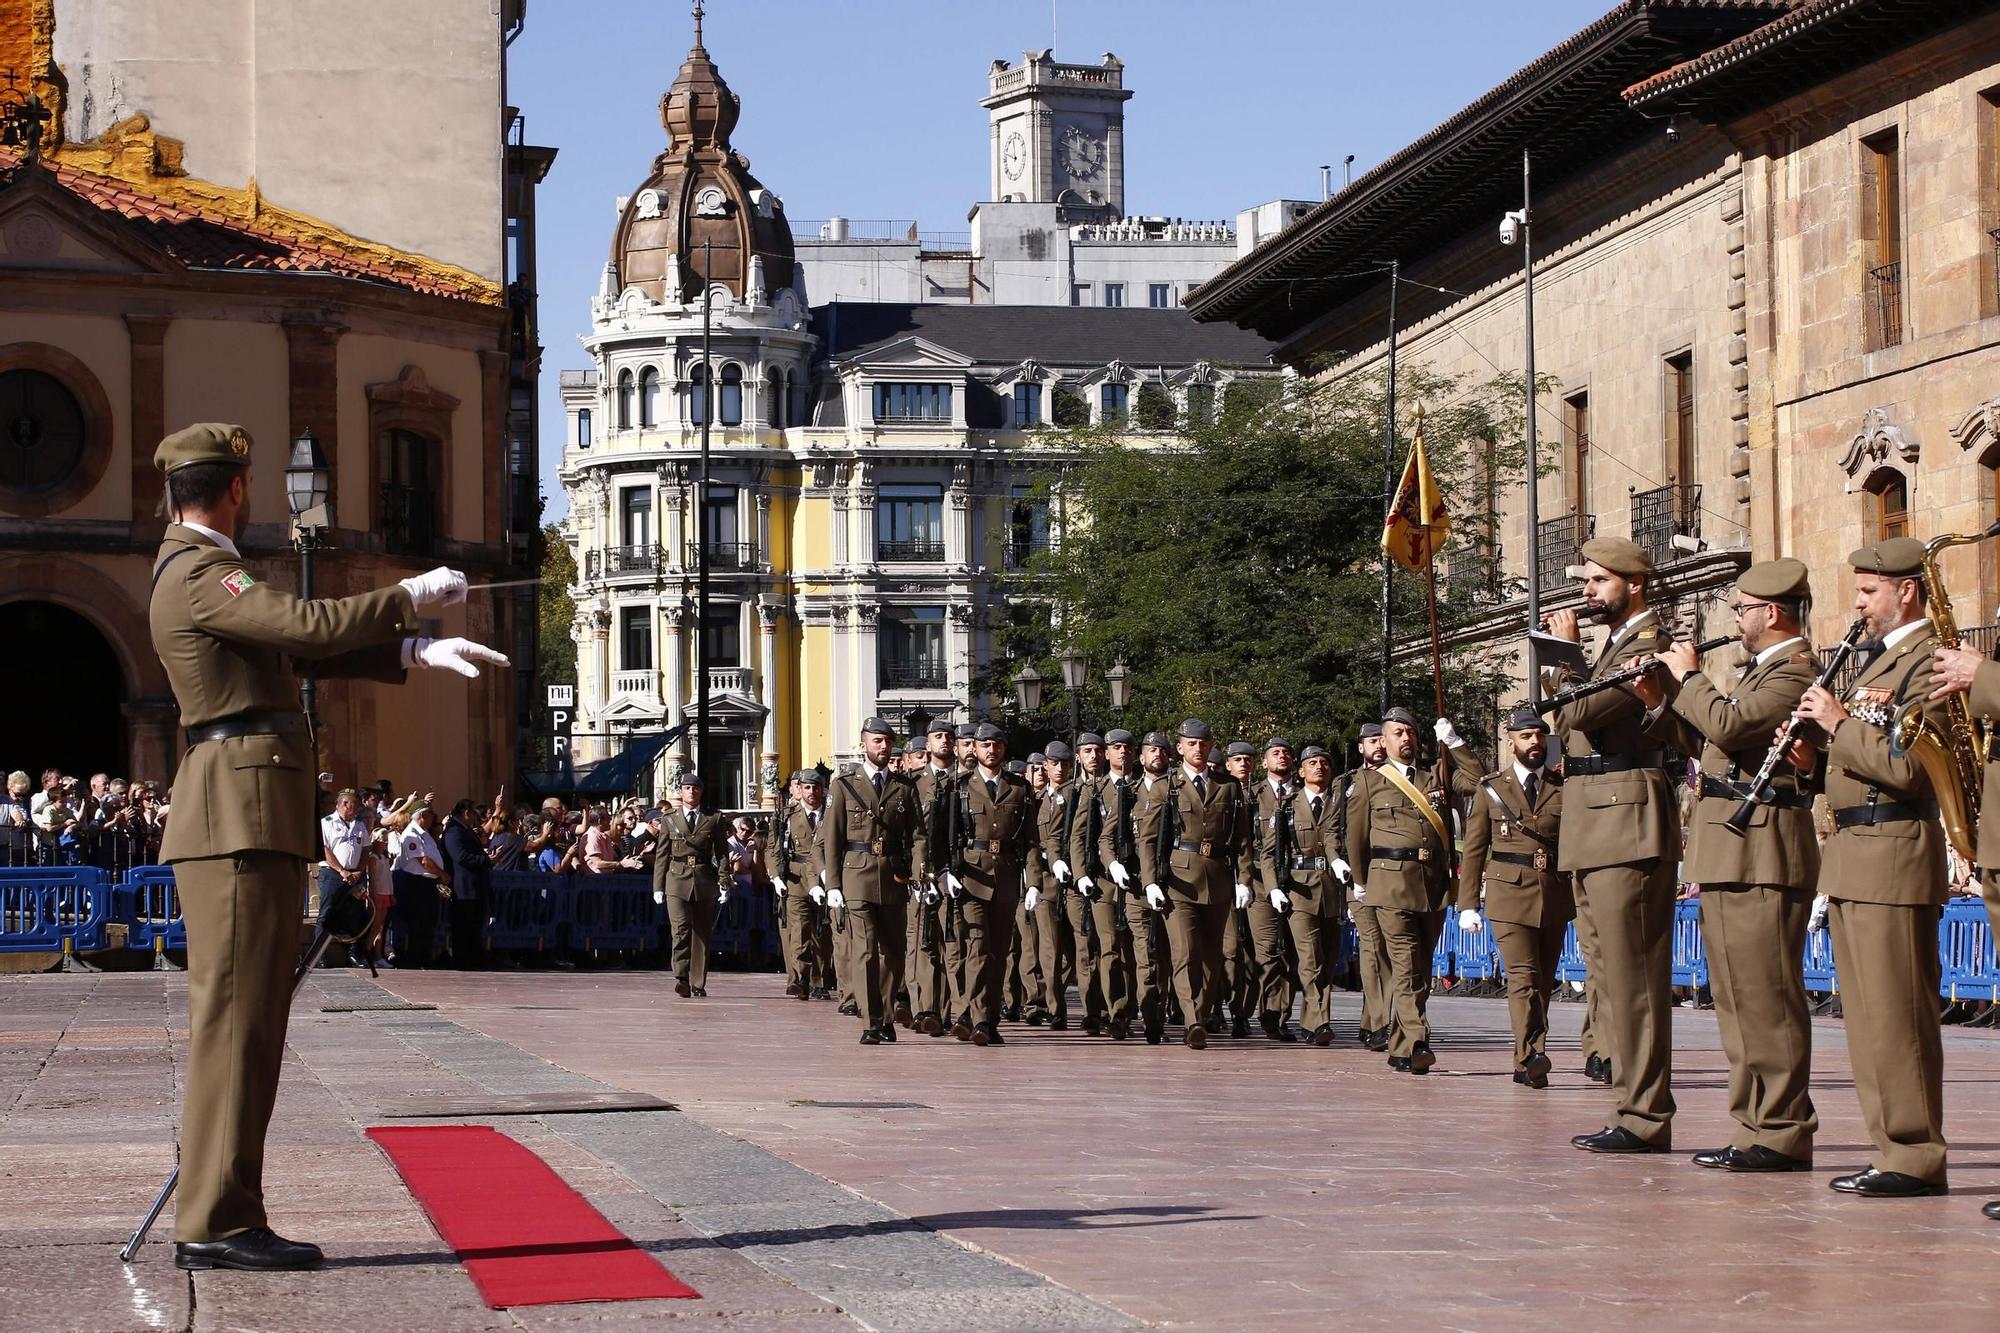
[1882,618,1928,652]
[179,520,240,558]
[1754,635,1806,667]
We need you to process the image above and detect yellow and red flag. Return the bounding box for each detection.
[1381,416,1450,573]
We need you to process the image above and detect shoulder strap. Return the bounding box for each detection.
[1479,777,1555,848]
[150,545,198,593]
[1378,762,1451,849]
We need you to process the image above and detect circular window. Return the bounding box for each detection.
[0,369,87,494]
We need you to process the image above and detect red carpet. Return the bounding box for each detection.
[366,1125,699,1308]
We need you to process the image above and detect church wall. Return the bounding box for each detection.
[161,319,287,521]
[0,311,130,522]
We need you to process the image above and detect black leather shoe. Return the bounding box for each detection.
[1311,1024,1334,1048]
[1829,1168,1945,1198]
[1184,1024,1208,1050]
[1408,1042,1436,1074]
[951,1017,974,1041]
[691,986,707,997]
[838,999,860,1017]
[1584,1054,1603,1080]
[1025,1010,1048,1027]
[917,1011,942,1036]
[796,985,814,1003]
[1387,1055,1411,1072]
[1523,1052,1552,1081]
[859,1028,882,1045]
[1003,1004,1023,1023]
[1082,1017,1102,1037]
[1728,1145,1812,1173]
[174,1228,323,1272]
[1572,1126,1668,1154]
[1365,1028,1390,1053]
[1691,1147,1739,1170]
[1513,1069,1549,1089]
[1109,1021,1130,1040]
[1594,1060,1615,1086]
[674,979,692,998]
[876,1024,896,1043]
[1144,1023,1164,1045]
[894,1001,914,1028]
[1984,1200,2000,1220]
[1049,1016,1069,1031]
[1263,1017,1298,1043]
[1229,1015,1249,1039]
[972,1022,1004,1047]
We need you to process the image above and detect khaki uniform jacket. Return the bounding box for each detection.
[955,768,1034,901]
[1251,779,1290,872]
[1820,623,1946,906]
[1032,782,1082,893]
[1970,659,2000,874]
[1068,772,1110,877]
[1656,643,1820,890]
[1094,773,1146,884]
[1457,767,1573,927]
[1135,771,1251,906]
[763,801,823,893]
[149,524,416,864]
[818,766,921,905]
[1258,785,1343,916]
[653,807,724,901]
[1344,751,1476,912]
[909,764,958,881]
[1550,610,1682,871]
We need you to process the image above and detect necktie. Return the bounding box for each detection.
[1310,794,1324,823]
[1195,775,1207,799]
[1856,636,1886,672]
[987,778,999,801]
[808,811,818,832]
[872,769,884,799]
[1524,772,1539,807]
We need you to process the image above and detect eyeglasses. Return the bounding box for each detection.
[1729,601,1774,618]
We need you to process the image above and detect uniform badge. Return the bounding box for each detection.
[1847,686,1894,728]
[228,427,251,457]
[220,569,256,597]
[1497,819,1512,841]
[1533,848,1550,871]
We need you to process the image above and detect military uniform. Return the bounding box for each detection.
[655,798,726,995]
[1338,730,1393,1047]
[955,738,1036,1039]
[1101,751,1167,1040]
[765,778,832,999]
[1247,748,1303,1038]
[910,747,964,1033]
[1650,559,1821,1165]
[817,738,922,1036]
[1257,750,1345,1044]
[1030,755,1097,1030]
[1071,749,1133,1038]
[148,423,424,1253]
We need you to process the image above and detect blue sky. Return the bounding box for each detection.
[511,0,1612,519]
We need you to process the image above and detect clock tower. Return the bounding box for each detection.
[982,50,1131,219]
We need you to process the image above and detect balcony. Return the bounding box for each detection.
[604,543,662,575]
[880,659,947,690]
[1867,261,1903,348]
[879,538,945,564]
[1629,483,1701,568]
[1534,513,1594,593]
[611,669,656,698]
[687,541,755,572]
[706,666,752,694]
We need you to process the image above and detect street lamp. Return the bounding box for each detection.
[1012,663,1044,716]
[1059,647,1086,741]
[285,428,331,814]
[1104,658,1132,712]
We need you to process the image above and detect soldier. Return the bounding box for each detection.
[907,718,960,1036]
[1248,736,1302,1041]
[1339,722,1392,1049]
[1789,538,1947,1196]
[1636,559,1821,1170]
[767,770,832,1002]
[657,772,726,999]
[818,717,922,1045]
[1028,741,1091,1030]
[1137,719,1252,1049]
[940,722,1035,1045]
[955,722,979,773]
[1344,707,1476,1074]
[1543,536,1683,1152]
[1012,750,1049,1024]
[1259,744,1345,1046]
[1216,741,1262,1035]
[1456,708,1570,1087]
[1101,730,1167,1041]
[1070,731,1129,1038]
[148,422,506,1271]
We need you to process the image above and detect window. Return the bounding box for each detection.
[1099,382,1129,424]
[689,364,709,425]
[1664,352,1695,489]
[0,369,85,494]
[638,367,661,428]
[616,369,634,430]
[1008,483,1049,569]
[1185,383,1215,426]
[880,608,946,689]
[701,485,742,567]
[699,734,746,807]
[1562,390,1591,518]
[720,364,743,425]
[1984,88,2000,315]
[700,602,741,666]
[1070,284,1090,307]
[1134,383,1175,430]
[1104,282,1125,308]
[1862,128,1904,348]
[768,368,788,428]
[620,487,652,548]
[576,408,592,448]
[873,382,953,422]
[1870,470,1909,541]
[1148,283,1172,308]
[620,606,652,671]
[1051,386,1088,427]
[1012,382,1042,428]
[877,483,945,562]
[378,428,440,557]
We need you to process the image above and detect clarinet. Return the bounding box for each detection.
[1536,634,1740,714]
[1723,619,1869,835]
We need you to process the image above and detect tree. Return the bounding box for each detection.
[524,520,576,767]
[988,366,1537,762]
[1134,382,1176,431]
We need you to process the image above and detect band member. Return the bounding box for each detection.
[767,770,832,1001]
[1338,722,1392,1049]
[1638,559,1821,1170]
[818,717,922,1045]
[1029,741,1091,1030]
[1249,736,1302,1041]
[1543,536,1682,1151]
[1789,538,1947,1196]
[1344,707,1475,1074]
[908,718,960,1036]
[1220,740,1263,1034]
[1107,730,1176,1042]
[1259,744,1344,1046]
[1136,719,1252,1050]
[1456,708,1569,1087]
[941,722,1035,1045]
[1077,728,1136,1040]
[658,772,725,998]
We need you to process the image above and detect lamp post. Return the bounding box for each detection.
[1104,658,1132,714]
[1011,663,1044,717]
[285,428,331,812]
[1059,647,1086,741]
[1501,148,1540,702]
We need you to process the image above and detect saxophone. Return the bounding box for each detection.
[1886,524,2000,863]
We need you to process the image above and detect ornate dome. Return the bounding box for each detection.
[609,9,795,306]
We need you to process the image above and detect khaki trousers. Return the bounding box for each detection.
[1491,916,1569,1070]
[1033,894,1073,1019]
[1378,907,1443,1058]
[1827,898,1946,1182]
[1572,878,1608,1066]
[1011,897,1041,1014]
[846,893,907,1029]
[1576,859,1677,1144]
[1089,894,1131,1026]
[961,888,1020,1028]
[1165,896,1229,1030]
[174,852,303,1242]
[666,890,718,990]
[940,895,968,1022]
[1700,884,1818,1158]
[1285,908,1337,1033]
[1123,894,1166,1029]
[1064,888,1106,1024]
[905,893,947,1018]
[1351,901,1393,1035]
[784,889,832,992]
[1220,903,1257,1021]
[1250,898,1300,1024]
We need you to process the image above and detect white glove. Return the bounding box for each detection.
[718,887,730,905]
[1233,883,1252,910]
[1458,907,1482,933]
[1807,893,1829,933]
[1051,859,1072,883]
[652,887,664,904]
[1109,862,1131,889]
[1076,875,1096,897]
[398,566,468,610]
[1330,858,1353,885]
[826,887,846,911]
[1269,888,1290,913]
[922,882,941,905]
[808,883,826,905]
[941,871,963,899]
[406,636,511,678]
[1350,882,1366,902]
[1434,716,1465,749]
[1143,883,1167,911]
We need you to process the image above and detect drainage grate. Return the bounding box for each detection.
[320,1002,439,1013]
[375,1091,677,1118]
[789,1099,932,1110]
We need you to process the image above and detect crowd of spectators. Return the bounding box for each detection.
[0,768,170,871]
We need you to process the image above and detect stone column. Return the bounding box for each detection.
[832,475,852,567]
[663,603,688,743]
[829,602,853,757]
[755,490,773,571]
[587,607,612,762]
[947,603,974,704]
[757,600,781,809]
[855,466,878,565]
[947,466,971,568]
[661,466,688,568]
[852,600,881,726]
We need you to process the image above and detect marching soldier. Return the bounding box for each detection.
[907,718,960,1036]
[1344,707,1476,1074]
[817,717,922,1045]
[1061,735,1111,1032]
[149,422,507,1271]
[1543,536,1682,1152]
[955,722,979,773]
[1637,559,1821,1170]
[1220,741,1263,1034]
[1105,730,1174,1041]
[1136,720,1252,1050]
[1070,731,1129,1038]
[1013,751,1050,1024]
[767,771,832,1001]
[1258,744,1345,1046]
[1248,736,1302,1041]
[1789,538,1948,1196]
[940,722,1035,1045]
[1456,708,1570,1087]
[657,772,726,999]
[1339,722,1392,1049]
[1029,742,1092,1030]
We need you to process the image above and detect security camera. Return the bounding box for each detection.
[1671,532,1709,554]
[1498,210,1526,247]
[1665,118,1681,145]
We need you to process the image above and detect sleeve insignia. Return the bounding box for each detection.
[220,569,256,597]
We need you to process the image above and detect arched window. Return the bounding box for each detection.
[1867,468,1909,541]
[720,364,744,426]
[638,367,661,428]
[576,408,592,448]
[768,368,788,428]
[790,374,810,428]
[616,369,634,430]
[688,364,709,426]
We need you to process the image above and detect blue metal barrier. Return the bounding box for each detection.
[570,872,660,952]
[1941,897,1998,1001]
[486,871,571,952]
[0,866,113,965]
[713,881,780,964]
[1456,921,1498,982]
[1801,923,1839,995]
[1555,921,1587,984]
[1672,899,1708,989]
[124,865,185,966]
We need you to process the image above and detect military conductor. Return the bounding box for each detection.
[150,423,506,1271]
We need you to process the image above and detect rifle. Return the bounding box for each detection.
[1062,778,1102,959]
[1272,789,1296,915]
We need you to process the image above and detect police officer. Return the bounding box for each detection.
[909,718,962,1036]
[1259,744,1344,1046]
[150,422,506,1271]
[941,722,1035,1045]
[818,717,922,1044]
[1339,722,1392,1049]
[767,770,831,1001]
[1456,708,1570,1087]
[657,772,725,998]
[1638,558,1821,1170]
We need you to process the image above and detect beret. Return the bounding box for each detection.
[1104,728,1135,745]
[155,422,253,475]
[1043,740,1073,761]
[1225,741,1256,758]
[860,716,895,737]
[796,769,825,786]
[927,717,955,737]
[1076,732,1104,748]
[1505,706,1550,733]
[1359,722,1384,739]
[1580,535,1653,578]
[974,721,1005,741]
[1027,752,1046,766]
[1848,536,1925,577]
[1298,744,1331,761]
[1263,736,1293,753]
[1005,759,1028,775]
[1176,718,1212,741]
[956,723,978,739]
[678,771,705,789]
[1738,557,1811,602]
[1382,707,1419,727]
[1141,731,1172,748]
[903,737,924,753]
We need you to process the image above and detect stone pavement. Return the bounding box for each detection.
[3,965,1999,1331]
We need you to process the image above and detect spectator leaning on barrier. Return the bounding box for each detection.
[440,799,491,969]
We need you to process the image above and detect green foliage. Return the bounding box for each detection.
[1134,382,1176,431]
[1051,387,1088,427]
[525,521,576,765]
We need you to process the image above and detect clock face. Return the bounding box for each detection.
[1002,131,1026,181]
[1060,126,1104,183]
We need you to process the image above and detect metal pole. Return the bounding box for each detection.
[299,534,320,815]
[1380,258,1399,718]
[697,240,713,798]
[1069,689,1081,746]
[1522,149,1542,705]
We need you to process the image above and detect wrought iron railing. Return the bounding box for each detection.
[1819,622,1999,698]
[879,538,945,564]
[881,659,947,689]
[1004,538,1045,571]
[1535,513,1594,593]
[687,541,754,571]
[1630,483,1702,568]
[1868,260,1904,348]
[605,543,662,575]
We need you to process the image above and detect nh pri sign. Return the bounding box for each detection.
[547,684,575,764]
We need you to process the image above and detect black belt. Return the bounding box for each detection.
[1566,750,1664,776]
[1291,855,1330,871]
[1698,775,1812,809]
[1371,846,1434,864]
[1833,799,1939,829]
[1175,838,1224,857]
[186,711,308,744]
[1489,849,1557,870]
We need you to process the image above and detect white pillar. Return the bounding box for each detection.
[663,476,688,568]
[947,478,970,567]
[755,490,772,571]
[948,603,973,702]
[829,602,852,759]
[663,604,687,753]
[589,607,611,760]
[832,493,851,568]
[853,600,880,723]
